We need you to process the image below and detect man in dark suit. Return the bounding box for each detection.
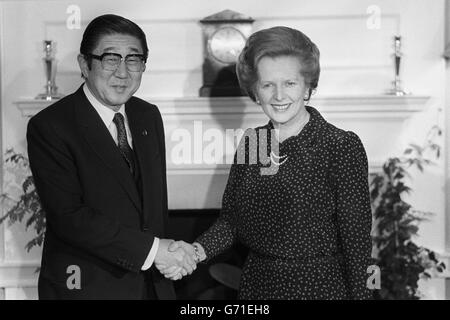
[27,14,195,299]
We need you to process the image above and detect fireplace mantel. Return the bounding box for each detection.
[15,95,429,209]
[16,95,428,118]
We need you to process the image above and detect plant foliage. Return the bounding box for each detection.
[370,126,446,299]
[0,148,45,251]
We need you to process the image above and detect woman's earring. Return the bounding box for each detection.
[303,89,313,102]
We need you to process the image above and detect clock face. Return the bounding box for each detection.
[208,26,247,64]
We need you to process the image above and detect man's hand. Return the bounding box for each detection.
[154,239,197,280]
[159,241,206,280]
[169,241,206,262]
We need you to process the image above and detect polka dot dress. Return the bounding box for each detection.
[196,106,373,300]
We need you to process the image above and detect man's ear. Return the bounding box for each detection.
[77,54,89,79]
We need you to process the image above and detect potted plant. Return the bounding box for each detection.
[0,148,45,252]
[370,126,446,299]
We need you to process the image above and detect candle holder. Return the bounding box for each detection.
[36,40,63,100]
[387,36,410,96]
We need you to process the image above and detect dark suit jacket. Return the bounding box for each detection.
[27,85,175,299]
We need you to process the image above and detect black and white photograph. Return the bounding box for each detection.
[0,0,449,304]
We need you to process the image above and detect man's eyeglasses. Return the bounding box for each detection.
[86,53,146,72]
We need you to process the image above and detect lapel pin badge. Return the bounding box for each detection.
[142,129,148,136]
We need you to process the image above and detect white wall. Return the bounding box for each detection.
[0,0,447,299]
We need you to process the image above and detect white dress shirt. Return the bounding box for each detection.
[83,84,159,271]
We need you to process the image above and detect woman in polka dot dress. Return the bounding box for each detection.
[169,26,374,300]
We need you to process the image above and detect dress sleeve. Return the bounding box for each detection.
[195,155,243,261]
[331,131,374,299]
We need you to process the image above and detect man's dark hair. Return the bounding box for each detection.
[80,14,148,69]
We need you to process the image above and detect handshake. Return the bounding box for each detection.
[154,239,207,280]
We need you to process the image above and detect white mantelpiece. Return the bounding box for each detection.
[15,95,429,210]
[16,95,429,117]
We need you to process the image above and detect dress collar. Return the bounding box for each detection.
[266,105,327,148]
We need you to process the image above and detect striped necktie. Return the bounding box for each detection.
[113,112,135,175]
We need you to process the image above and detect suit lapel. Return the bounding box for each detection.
[73,86,142,212]
[126,102,161,230]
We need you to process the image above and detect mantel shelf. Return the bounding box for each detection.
[15,95,429,118]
